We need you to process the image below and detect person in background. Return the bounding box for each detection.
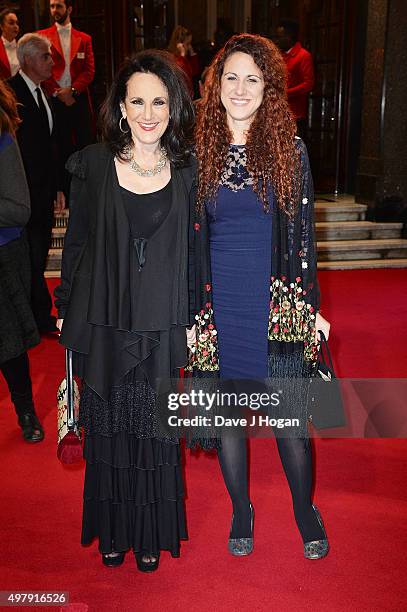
[8,33,65,333]
[191,34,330,559]
[0,79,43,443]
[0,8,20,79]
[168,25,200,98]
[198,18,235,73]
[213,17,235,53]
[39,0,95,190]
[198,66,209,99]
[276,19,314,141]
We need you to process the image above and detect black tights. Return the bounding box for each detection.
[218,435,325,542]
[0,352,35,416]
[218,436,250,538]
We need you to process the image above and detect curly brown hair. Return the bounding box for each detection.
[0,80,20,136]
[195,33,300,216]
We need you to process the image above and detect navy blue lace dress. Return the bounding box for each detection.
[206,145,272,380]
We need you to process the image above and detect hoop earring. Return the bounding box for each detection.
[119,116,130,133]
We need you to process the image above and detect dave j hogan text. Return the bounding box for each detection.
[167,415,299,429]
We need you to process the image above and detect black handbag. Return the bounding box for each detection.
[308,331,346,430]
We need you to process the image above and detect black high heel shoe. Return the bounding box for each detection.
[102,552,125,567]
[228,502,254,556]
[134,551,160,572]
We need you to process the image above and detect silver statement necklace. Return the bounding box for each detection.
[129,146,168,177]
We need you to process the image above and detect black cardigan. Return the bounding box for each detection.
[54,143,197,399]
[188,137,320,377]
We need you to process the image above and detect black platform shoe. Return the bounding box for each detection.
[18,412,44,443]
[134,552,160,573]
[102,552,125,567]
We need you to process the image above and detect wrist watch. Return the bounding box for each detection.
[71,87,79,98]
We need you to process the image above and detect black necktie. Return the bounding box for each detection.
[35,87,50,134]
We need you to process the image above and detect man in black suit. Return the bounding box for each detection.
[9,33,65,332]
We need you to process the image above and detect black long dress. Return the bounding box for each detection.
[55,145,195,555]
[78,178,187,557]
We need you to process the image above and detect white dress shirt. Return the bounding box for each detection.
[2,36,19,76]
[56,21,72,87]
[19,69,53,133]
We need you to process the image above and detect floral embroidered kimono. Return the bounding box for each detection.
[187,138,319,447]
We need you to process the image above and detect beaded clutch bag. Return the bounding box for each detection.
[57,349,82,463]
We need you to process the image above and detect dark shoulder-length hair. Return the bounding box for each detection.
[0,8,16,27]
[100,49,195,167]
[195,34,300,217]
[0,79,20,137]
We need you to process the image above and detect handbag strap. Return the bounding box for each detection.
[318,330,335,372]
[65,348,75,429]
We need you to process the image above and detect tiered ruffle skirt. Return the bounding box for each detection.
[79,382,187,556]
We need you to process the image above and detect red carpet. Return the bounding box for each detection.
[1,270,407,611]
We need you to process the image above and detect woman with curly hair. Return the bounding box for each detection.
[190,34,331,559]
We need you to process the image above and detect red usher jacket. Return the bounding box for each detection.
[0,38,12,80]
[283,41,314,121]
[174,54,200,97]
[37,24,95,99]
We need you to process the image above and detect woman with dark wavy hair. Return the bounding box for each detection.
[190,34,331,559]
[54,50,195,572]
